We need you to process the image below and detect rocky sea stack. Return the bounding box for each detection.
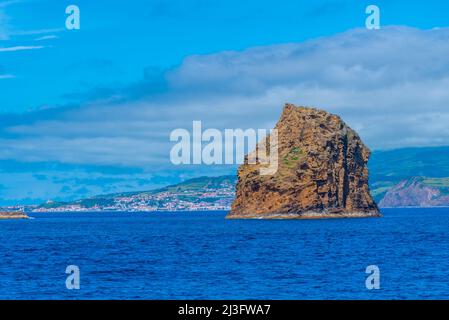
[228,103,380,219]
[0,211,29,219]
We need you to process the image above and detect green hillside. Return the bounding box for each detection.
[154,175,237,193]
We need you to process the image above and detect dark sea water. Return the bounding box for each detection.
[0,208,448,300]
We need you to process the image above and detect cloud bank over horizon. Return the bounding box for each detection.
[2,25,449,203]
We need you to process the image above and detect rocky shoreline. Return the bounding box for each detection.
[227,211,381,219]
[0,212,29,219]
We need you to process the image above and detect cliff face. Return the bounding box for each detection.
[379,177,449,207]
[228,103,380,219]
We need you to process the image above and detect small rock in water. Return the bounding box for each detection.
[0,211,29,219]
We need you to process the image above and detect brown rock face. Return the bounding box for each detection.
[228,103,380,219]
[0,211,29,219]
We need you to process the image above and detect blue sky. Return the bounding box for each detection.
[1,0,449,205]
[2,0,449,112]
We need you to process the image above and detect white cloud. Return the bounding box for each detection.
[0,0,62,40]
[0,73,14,79]
[0,9,9,40]
[0,45,44,52]
[12,28,64,36]
[0,1,23,40]
[2,26,449,167]
[34,34,58,41]
[0,1,21,9]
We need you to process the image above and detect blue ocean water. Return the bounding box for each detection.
[0,208,448,300]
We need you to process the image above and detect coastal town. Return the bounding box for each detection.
[28,176,237,213]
